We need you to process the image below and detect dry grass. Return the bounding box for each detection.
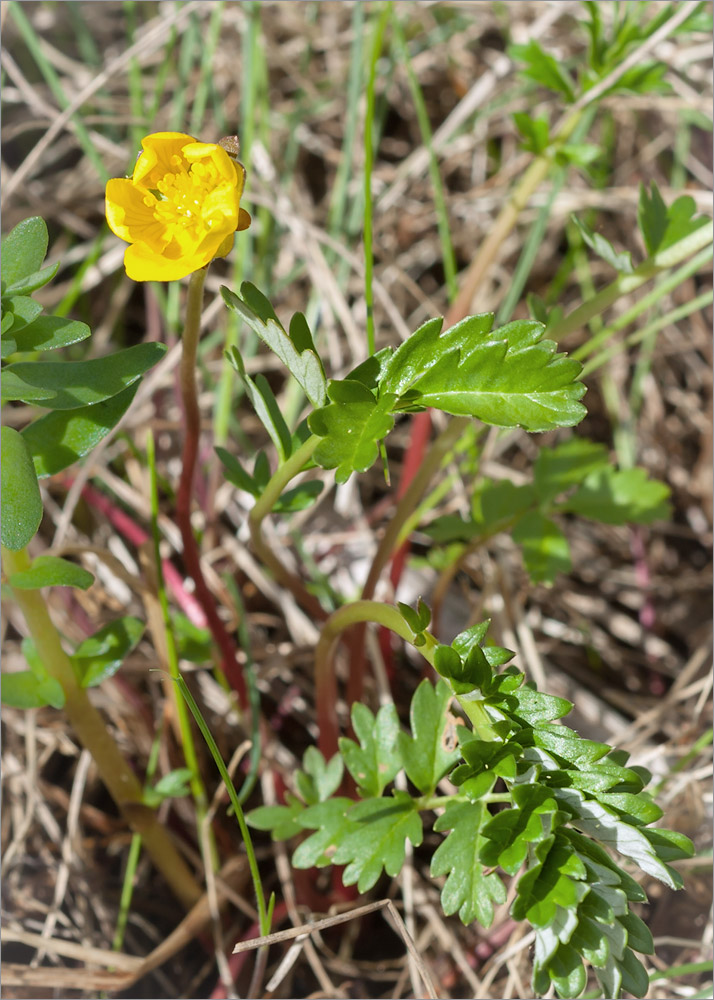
[1,2,712,998]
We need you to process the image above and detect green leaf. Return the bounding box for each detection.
[505,682,573,726]
[619,910,654,955]
[557,143,602,169]
[390,316,586,432]
[309,381,396,484]
[1,669,65,710]
[3,295,43,332]
[561,467,670,524]
[571,216,634,274]
[431,800,506,926]
[509,40,577,101]
[248,793,307,841]
[534,725,611,766]
[451,620,490,660]
[144,767,193,807]
[1,217,49,289]
[396,598,430,635]
[513,112,550,154]
[8,555,94,591]
[1,369,57,403]
[398,679,459,795]
[639,182,710,257]
[547,941,587,999]
[379,314,493,397]
[512,511,572,585]
[597,791,662,826]
[533,438,610,503]
[479,479,537,528]
[295,747,344,805]
[221,283,327,407]
[293,797,357,866]
[618,947,650,998]
[71,616,145,688]
[480,786,562,875]
[554,787,682,888]
[512,836,588,926]
[3,342,166,409]
[272,480,324,513]
[228,347,292,461]
[638,181,669,257]
[332,791,423,892]
[170,611,212,663]
[1,427,43,550]
[3,261,60,298]
[339,701,401,797]
[12,315,91,354]
[215,446,257,495]
[22,382,140,478]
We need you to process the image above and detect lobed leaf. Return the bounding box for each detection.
[398,678,459,795]
[571,216,634,273]
[295,747,344,805]
[249,793,307,841]
[339,701,401,797]
[431,800,506,926]
[561,467,670,524]
[332,791,423,892]
[390,316,586,432]
[221,283,327,407]
[309,381,396,484]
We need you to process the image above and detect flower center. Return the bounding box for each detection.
[152,155,221,242]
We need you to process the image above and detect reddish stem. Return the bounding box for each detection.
[176,269,248,709]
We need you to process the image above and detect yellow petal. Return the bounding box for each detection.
[133,132,195,187]
[124,241,206,282]
[105,178,158,242]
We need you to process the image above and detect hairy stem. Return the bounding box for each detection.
[176,267,248,708]
[2,545,202,909]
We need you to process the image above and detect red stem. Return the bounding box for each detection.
[176,269,248,709]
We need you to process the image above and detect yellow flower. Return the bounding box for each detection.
[105,132,251,282]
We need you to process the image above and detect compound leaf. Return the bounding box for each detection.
[513,511,572,585]
[221,283,327,407]
[398,679,459,795]
[431,800,507,926]
[332,791,423,892]
[339,701,401,797]
[561,467,670,524]
[309,381,396,484]
[248,793,307,841]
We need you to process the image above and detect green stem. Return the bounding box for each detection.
[343,416,468,714]
[248,434,327,620]
[549,224,713,344]
[315,599,499,757]
[2,545,202,910]
[176,268,249,707]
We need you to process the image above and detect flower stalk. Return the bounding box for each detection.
[176,268,249,708]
